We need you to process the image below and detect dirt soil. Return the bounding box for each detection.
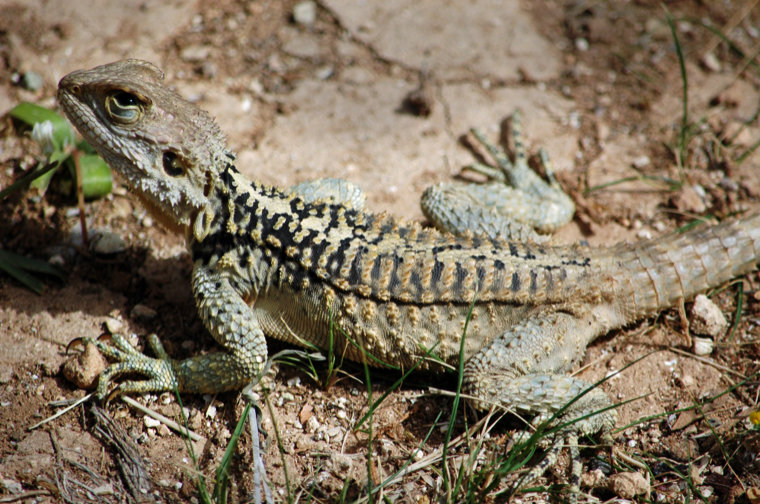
[1,0,760,502]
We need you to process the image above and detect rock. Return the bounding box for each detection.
[62,342,107,390]
[180,45,211,63]
[104,317,124,334]
[692,336,714,356]
[21,71,44,91]
[701,52,721,72]
[0,363,13,384]
[293,1,317,26]
[690,294,727,337]
[670,185,706,214]
[607,471,649,499]
[131,304,157,321]
[1,477,23,494]
[90,230,127,255]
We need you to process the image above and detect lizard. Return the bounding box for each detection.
[57,59,760,499]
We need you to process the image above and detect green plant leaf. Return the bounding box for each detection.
[71,154,112,199]
[9,102,75,151]
[0,249,65,294]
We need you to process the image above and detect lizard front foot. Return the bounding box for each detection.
[71,333,179,400]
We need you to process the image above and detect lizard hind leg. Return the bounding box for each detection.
[420,111,575,242]
[462,310,617,500]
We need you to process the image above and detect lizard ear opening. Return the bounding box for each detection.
[162,151,187,177]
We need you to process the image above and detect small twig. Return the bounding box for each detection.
[613,447,650,470]
[29,393,93,431]
[666,346,748,379]
[248,402,274,504]
[73,148,89,248]
[0,490,51,503]
[700,0,759,57]
[120,395,204,442]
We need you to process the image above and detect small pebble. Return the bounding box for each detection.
[90,230,127,255]
[718,177,738,192]
[607,471,649,499]
[702,52,721,72]
[575,38,589,51]
[692,336,714,356]
[48,254,65,267]
[180,45,211,62]
[632,155,651,169]
[200,62,218,78]
[21,71,44,91]
[131,304,157,321]
[144,416,161,428]
[1,478,23,494]
[205,405,217,418]
[0,363,13,384]
[315,65,334,80]
[305,415,320,433]
[91,484,114,496]
[62,342,107,390]
[293,0,317,26]
[287,376,301,387]
[690,294,727,337]
[105,317,123,334]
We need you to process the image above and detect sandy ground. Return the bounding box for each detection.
[1,0,759,502]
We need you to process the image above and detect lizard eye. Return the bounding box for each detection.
[163,151,187,177]
[105,91,143,124]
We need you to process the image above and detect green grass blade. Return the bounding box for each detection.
[353,340,440,430]
[0,161,61,200]
[0,249,66,294]
[0,252,44,294]
[664,8,689,170]
[442,291,478,499]
[213,403,251,503]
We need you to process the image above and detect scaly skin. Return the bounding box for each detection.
[57,60,760,498]
[421,111,575,243]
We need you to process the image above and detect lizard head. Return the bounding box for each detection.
[58,59,231,238]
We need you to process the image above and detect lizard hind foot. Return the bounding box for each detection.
[421,110,575,242]
[463,310,618,501]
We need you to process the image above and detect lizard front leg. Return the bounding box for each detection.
[287,177,367,210]
[87,264,268,397]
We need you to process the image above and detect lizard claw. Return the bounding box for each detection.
[66,337,87,354]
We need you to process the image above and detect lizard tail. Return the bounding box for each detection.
[612,212,760,321]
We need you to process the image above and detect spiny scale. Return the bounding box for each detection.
[198,164,598,308]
